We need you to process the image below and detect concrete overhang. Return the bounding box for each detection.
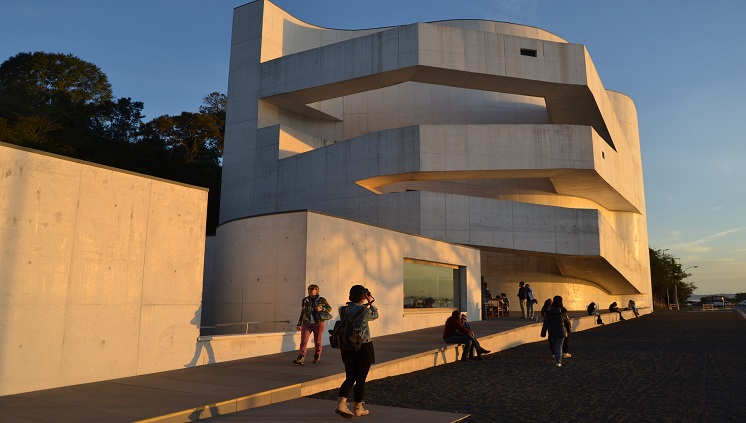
[259,22,626,150]
[342,124,641,213]
[476,246,641,295]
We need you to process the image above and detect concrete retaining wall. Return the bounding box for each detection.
[0,143,208,395]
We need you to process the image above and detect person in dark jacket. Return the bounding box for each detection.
[609,301,626,321]
[539,298,552,322]
[541,296,571,367]
[587,302,604,325]
[443,310,490,361]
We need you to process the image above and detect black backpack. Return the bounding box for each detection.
[328,305,369,351]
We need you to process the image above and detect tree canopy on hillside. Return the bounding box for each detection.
[0,52,224,234]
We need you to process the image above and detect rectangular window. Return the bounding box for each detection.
[520,48,537,57]
[403,259,459,309]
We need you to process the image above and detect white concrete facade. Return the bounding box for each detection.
[200,211,480,363]
[216,0,651,319]
[0,142,208,395]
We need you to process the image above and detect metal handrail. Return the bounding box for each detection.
[201,320,290,334]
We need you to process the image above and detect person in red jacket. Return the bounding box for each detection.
[443,310,490,361]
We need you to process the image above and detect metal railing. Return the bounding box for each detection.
[201,320,290,335]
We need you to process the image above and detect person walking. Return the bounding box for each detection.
[539,298,552,322]
[541,296,571,367]
[335,285,378,418]
[294,284,332,365]
[517,281,528,318]
[525,283,536,319]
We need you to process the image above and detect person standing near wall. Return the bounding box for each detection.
[517,281,528,319]
[335,285,379,418]
[294,284,332,365]
[481,281,492,320]
[525,283,536,319]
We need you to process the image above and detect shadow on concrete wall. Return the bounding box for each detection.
[185,305,215,367]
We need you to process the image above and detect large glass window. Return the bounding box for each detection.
[403,259,459,309]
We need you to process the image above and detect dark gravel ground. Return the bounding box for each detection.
[311,310,746,423]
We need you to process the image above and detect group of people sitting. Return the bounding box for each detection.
[481,282,510,319]
[587,300,640,324]
[445,295,641,365]
[442,311,491,361]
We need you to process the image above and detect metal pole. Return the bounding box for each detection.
[666,288,671,309]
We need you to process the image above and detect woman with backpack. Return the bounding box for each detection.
[335,285,379,418]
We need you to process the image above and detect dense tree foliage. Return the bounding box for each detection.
[649,248,697,308]
[0,52,223,234]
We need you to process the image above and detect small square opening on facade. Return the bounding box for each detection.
[520,48,537,57]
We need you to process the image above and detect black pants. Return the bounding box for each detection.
[338,342,375,402]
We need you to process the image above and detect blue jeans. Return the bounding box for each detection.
[445,334,473,359]
[550,337,565,364]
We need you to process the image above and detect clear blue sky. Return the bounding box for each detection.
[2,0,744,295]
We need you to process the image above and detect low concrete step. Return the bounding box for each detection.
[201,398,469,422]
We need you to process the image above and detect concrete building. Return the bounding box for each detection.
[0,142,208,395]
[205,0,651,347]
[0,0,651,395]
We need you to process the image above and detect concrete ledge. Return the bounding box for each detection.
[81,312,653,423]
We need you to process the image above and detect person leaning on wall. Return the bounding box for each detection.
[335,285,379,418]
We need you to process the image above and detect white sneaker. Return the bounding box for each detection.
[563,353,572,358]
[555,363,562,367]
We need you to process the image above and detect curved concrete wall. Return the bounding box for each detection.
[219,1,651,318]
[203,211,481,354]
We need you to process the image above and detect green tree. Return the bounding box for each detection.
[649,248,697,308]
[90,97,145,143]
[1,51,224,234]
[0,52,112,119]
[143,112,221,164]
[198,92,226,155]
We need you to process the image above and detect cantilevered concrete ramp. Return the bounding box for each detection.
[0,310,639,422]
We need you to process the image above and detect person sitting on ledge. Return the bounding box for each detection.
[628,300,640,317]
[609,302,626,321]
[587,302,604,325]
[443,310,490,361]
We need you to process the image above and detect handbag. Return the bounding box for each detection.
[317,311,333,321]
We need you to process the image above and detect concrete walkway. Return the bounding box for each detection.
[0,310,637,423]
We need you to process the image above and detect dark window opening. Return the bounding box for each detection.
[520,48,537,57]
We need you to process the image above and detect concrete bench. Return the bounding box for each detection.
[702,303,714,311]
